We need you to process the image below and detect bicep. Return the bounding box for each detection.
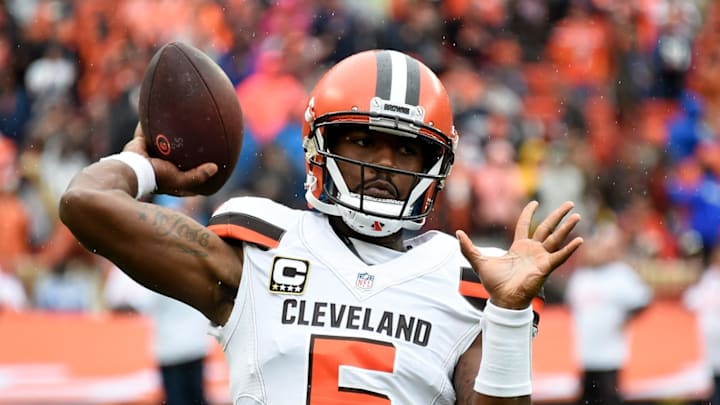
[61,187,242,324]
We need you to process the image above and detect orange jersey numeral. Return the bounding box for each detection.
[307,335,396,404]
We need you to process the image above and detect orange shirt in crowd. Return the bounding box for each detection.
[236,50,307,145]
[546,12,613,90]
[0,195,30,274]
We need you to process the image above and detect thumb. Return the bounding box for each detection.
[197,162,218,178]
[456,230,484,264]
[185,163,218,185]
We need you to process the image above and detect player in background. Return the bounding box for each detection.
[565,221,652,405]
[59,49,583,404]
[684,241,720,405]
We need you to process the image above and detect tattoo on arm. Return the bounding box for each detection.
[138,205,211,256]
[176,245,209,257]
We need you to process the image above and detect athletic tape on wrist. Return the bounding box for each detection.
[474,300,533,397]
[100,152,156,199]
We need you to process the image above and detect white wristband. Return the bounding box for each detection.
[100,152,157,199]
[474,300,533,397]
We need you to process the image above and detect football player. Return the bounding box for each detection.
[60,49,582,404]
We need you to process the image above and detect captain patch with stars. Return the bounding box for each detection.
[269,256,310,295]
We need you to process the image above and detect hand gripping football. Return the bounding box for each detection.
[138,41,243,195]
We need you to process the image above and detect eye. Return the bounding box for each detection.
[355,138,368,147]
[398,144,421,156]
[348,135,371,147]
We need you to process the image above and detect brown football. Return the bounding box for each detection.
[138,41,243,195]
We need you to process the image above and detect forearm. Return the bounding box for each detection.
[61,160,172,276]
[460,302,534,405]
[59,159,231,320]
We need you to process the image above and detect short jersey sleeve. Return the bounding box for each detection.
[207,196,298,250]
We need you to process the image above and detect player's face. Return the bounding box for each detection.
[331,129,425,200]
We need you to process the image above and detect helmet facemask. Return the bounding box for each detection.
[304,111,454,237]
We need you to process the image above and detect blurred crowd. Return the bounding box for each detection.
[4,0,720,402]
[0,0,718,314]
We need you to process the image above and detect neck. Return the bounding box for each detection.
[329,216,406,252]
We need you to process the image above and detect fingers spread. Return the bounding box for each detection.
[456,230,483,264]
[550,236,584,268]
[514,201,539,242]
[542,212,581,251]
[533,201,575,241]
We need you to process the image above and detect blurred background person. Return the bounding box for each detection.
[683,241,720,405]
[0,137,28,312]
[565,220,653,405]
[0,135,29,279]
[104,264,211,405]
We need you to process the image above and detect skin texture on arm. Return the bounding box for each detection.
[59,126,241,325]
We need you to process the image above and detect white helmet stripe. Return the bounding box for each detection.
[388,51,408,104]
[375,50,421,106]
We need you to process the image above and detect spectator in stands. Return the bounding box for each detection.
[0,270,27,311]
[666,143,720,263]
[565,221,653,405]
[0,134,30,309]
[535,140,587,227]
[24,41,76,107]
[666,91,709,164]
[0,67,31,145]
[225,38,307,204]
[683,241,720,405]
[471,137,527,245]
[0,135,29,275]
[649,5,697,100]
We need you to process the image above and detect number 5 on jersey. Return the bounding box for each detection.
[307,335,396,404]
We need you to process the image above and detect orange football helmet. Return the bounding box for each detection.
[302,50,458,236]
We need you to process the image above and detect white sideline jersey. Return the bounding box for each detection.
[207,197,538,405]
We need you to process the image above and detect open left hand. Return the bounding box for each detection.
[457,201,583,309]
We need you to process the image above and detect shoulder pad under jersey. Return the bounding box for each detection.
[207,196,297,250]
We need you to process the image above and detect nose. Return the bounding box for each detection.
[370,141,397,169]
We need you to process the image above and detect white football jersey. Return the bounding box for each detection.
[207,197,538,405]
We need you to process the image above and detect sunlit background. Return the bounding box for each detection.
[1,0,719,404]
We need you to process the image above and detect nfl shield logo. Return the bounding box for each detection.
[356,272,375,290]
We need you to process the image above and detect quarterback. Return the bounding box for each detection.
[59,49,582,404]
